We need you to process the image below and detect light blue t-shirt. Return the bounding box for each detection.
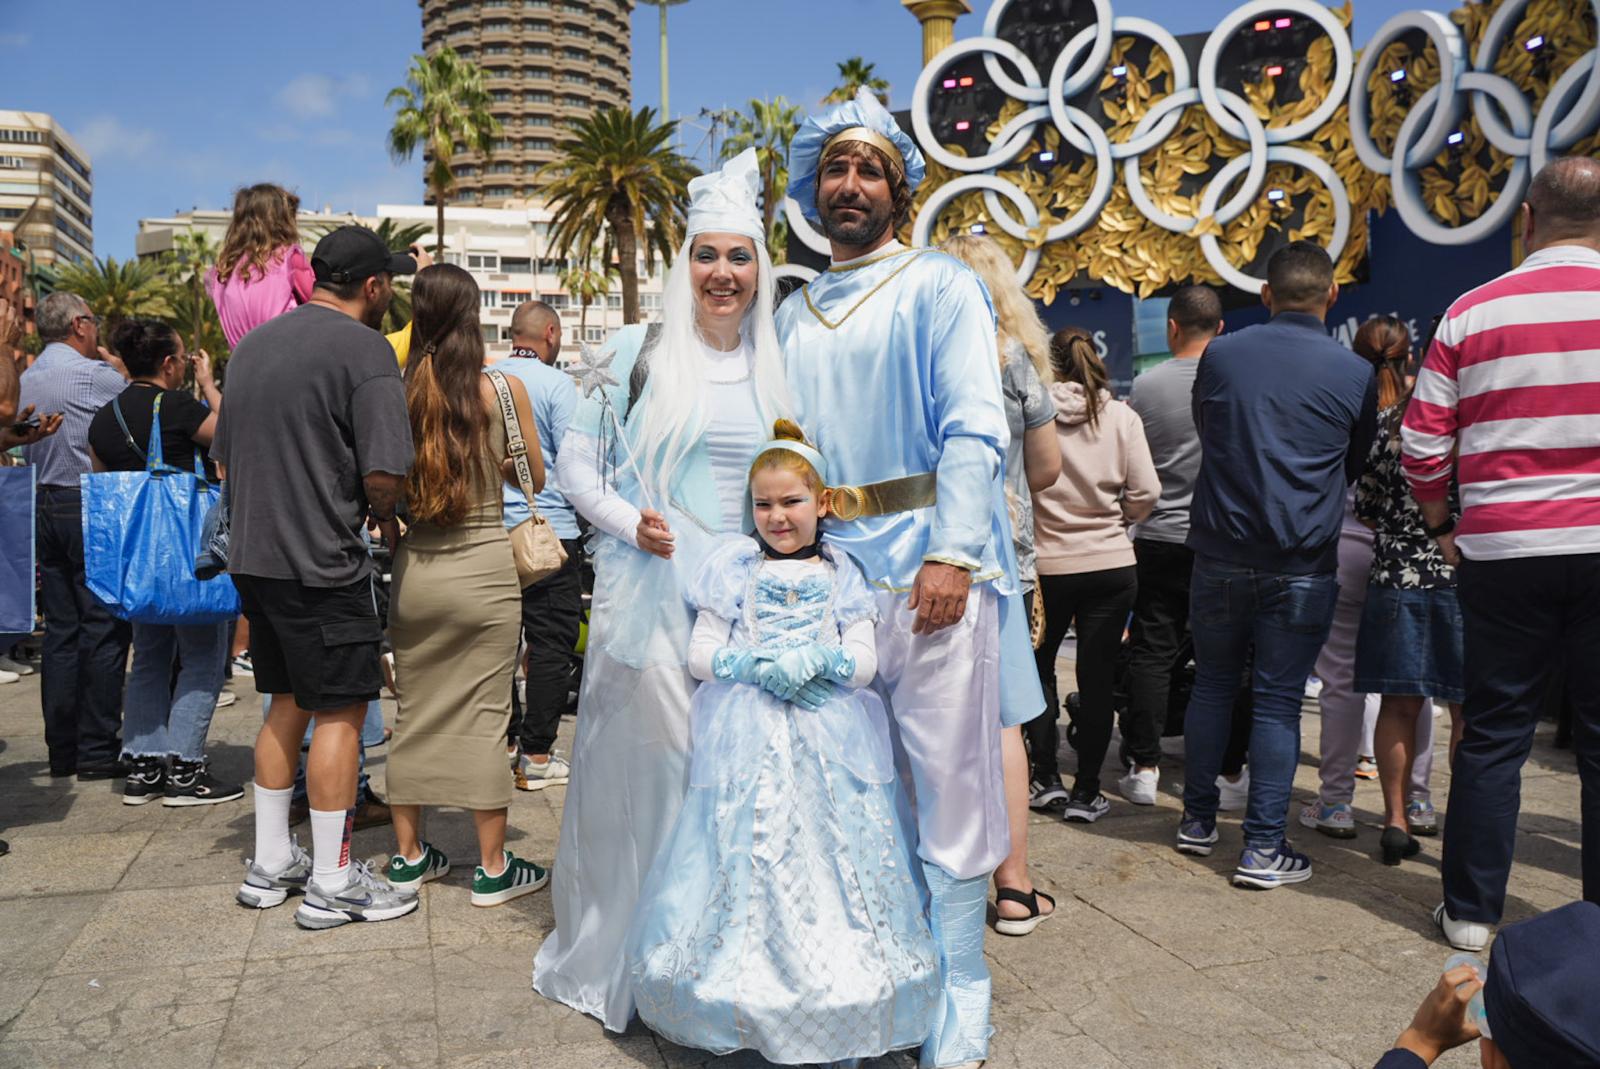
[495,356,579,540]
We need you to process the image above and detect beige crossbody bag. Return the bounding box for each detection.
[486,369,566,587]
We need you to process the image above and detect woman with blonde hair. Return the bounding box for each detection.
[941,233,1062,935]
[377,263,552,912]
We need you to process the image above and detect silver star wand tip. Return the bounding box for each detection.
[566,342,619,398]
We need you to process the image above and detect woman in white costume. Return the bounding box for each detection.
[532,149,792,1029]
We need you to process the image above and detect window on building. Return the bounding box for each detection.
[488,162,515,174]
[526,138,553,151]
[562,25,586,37]
[455,164,477,178]
[563,95,587,108]
[484,43,511,55]
[0,155,26,169]
[486,184,515,198]
[481,290,499,309]
[444,252,462,265]
[502,257,532,273]
[538,257,568,273]
[526,44,551,56]
[640,294,663,311]
[484,18,512,31]
[492,89,514,102]
[525,90,552,103]
[502,290,532,306]
[543,293,570,310]
[605,294,622,310]
[482,325,499,343]
[453,190,477,203]
[564,47,587,59]
[0,129,45,144]
[527,20,551,32]
[585,326,605,343]
[467,253,500,271]
[528,67,551,80]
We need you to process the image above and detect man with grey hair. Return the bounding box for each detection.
[1402,156,1600,952]
[19,291,132,779]
[497,299,578,791]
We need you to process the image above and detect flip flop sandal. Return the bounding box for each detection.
[993,887,1056,937]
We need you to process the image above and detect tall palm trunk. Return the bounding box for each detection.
[434,180,447,259]
[608,198,641,324]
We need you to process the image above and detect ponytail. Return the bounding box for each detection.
[1353,315,1411,411]
[1049,326,1109,429]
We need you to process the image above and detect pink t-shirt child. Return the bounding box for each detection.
[206,246,315,348]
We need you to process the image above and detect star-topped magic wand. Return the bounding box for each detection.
[564,341,662,514]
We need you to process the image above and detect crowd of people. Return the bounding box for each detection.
[3,84,1599,1066]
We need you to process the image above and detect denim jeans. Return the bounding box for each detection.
[123,621,229,761]
[36,485,131,772]
[1181,554,1339,849]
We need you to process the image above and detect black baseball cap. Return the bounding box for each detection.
[310,225,417,285]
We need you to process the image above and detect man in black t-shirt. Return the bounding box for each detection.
[215,226,418,929]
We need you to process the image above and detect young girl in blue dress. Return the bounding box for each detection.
[625,420,938,1064]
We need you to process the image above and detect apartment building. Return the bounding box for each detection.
[0,110,93,268]
[419,0,633,208]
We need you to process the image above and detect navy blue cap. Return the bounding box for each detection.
[1485,901,1600,1068]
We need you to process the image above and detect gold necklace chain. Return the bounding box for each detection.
[802,251,928,332]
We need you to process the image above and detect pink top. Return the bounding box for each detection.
[206,245,315,348]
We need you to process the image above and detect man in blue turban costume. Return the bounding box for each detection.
[776,88,1045,1068]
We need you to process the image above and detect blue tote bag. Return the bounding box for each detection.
[0,464,35,635]
[80,393,240,625]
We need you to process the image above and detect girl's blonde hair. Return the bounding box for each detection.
[748,419,825,496]
[939,233,1053,383]
[215,183,302,285]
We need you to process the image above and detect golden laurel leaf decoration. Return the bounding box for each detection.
[904,0,1597,298]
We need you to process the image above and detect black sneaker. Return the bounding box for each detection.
[76,759,129,781]
[122,756,167,806]
[1028,775,1070,811]
[163,759,244,807]
[1063,790,1110,824]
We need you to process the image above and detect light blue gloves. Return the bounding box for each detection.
[711,642,853,711]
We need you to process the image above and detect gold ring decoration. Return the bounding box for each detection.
[829,484,868,523]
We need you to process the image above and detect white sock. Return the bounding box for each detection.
[309,807,353,889]
[252,785,294,873]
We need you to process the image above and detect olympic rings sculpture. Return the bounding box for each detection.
[889,0,1600,293]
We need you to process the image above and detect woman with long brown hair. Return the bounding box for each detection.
[1350,315,1464,865]
[1032,327,1158,823]
[383,263,551,906]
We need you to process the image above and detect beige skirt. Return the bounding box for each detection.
[386,518,521,810]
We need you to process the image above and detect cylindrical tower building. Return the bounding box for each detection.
[418,0,634,208]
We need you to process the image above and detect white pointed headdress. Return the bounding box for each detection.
[686,147,766,245]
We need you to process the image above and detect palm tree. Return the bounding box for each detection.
[635,0,691,119]
[721,97,802,256]
[386,48,502,258]
[162,229,218,355]
[559,261,614,337]
[537,106,695,324]
[57,256,174,334]
[372,218,432,331]
[825,58,890,105]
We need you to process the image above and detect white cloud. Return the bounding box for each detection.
[275,73,371,121]
[76,115,157,161]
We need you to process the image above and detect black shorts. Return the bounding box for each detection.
[234,574,383,712]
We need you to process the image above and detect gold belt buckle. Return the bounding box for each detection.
[830,484,868,522]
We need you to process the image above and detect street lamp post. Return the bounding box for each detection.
[636,0,690,120]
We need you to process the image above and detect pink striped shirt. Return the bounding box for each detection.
[1401,245,1600,560]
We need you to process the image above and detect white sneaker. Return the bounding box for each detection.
[0,654,35,676]
[0,668,18,685]
[514,752,571,791]
[1304,676,1323,699]
[1433,902,1491,952]
[213,690,237,709]
[1117,767,1159,806]
[1217,767,1250,812]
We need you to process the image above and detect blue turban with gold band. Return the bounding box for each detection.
[786,87,926,226]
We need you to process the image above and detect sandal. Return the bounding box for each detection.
[993,887,1056,937]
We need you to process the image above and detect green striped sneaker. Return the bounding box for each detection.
[386,842,450,893]
[470,851,549,907]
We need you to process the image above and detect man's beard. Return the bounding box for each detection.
[361,296,392,331]
[819,197,894,248]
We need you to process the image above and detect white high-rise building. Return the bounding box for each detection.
[0,110,93,267]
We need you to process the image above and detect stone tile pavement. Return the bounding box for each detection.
[0,659,1585,1068]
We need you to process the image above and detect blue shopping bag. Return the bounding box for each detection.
[80,394,240,625]
[0,464,35,635]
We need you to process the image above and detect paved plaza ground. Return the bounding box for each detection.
[0,651,1585,1069]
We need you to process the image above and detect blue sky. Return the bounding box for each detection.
[5,0,1431,259]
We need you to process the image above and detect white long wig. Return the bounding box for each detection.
[629,232,793,508]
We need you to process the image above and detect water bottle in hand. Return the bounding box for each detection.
[1445,952,1492,1038]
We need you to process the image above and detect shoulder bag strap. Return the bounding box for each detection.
[111,396,147,465]
[486,370,540,516]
